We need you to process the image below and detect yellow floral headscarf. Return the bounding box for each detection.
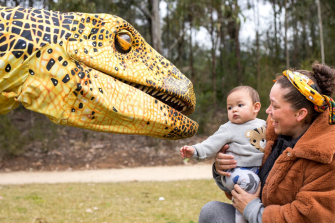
[282,70,335,125]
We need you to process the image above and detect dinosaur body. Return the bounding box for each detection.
[0,6,198,139]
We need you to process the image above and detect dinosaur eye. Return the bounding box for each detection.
[115,30,132,54]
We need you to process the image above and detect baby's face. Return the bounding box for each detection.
[227,90,258,124]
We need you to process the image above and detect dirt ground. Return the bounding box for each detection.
[0,109,218,172]
[0,164,214,184]
[0,133,215,172]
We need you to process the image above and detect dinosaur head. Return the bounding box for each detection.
[64,13,198,139]
[0,8,198,139]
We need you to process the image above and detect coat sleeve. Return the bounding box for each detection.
[262,161,335,222]
[193,125,231,161]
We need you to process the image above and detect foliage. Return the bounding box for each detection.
[0,109,60,158]
[0,115,25,158]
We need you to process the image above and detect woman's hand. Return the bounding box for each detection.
[215,144,237,176]
[231,184,261,214]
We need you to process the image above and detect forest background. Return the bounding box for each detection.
[0,0,333,170]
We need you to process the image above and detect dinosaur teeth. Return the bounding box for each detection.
[130,84,187,113]
[152,90,159,96]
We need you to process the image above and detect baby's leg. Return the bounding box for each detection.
[224,167,260,223]
[224,167,260,193]
[235,208,247,223]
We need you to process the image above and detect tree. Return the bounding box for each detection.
[253,0,260,92]
[316,0,324,64]
[132,0,162,53]
[284,0,289,68]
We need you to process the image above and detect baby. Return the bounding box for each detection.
[180,86,266,223]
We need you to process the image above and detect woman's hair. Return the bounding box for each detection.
[276,62,335,123]
[228,86,260,104]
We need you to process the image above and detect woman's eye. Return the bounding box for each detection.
[115,30,132,54]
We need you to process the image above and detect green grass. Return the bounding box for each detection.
[0,180,231,223]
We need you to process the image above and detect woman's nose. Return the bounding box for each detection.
[266,105,271,114]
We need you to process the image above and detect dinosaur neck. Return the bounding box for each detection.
[0,6,76,114]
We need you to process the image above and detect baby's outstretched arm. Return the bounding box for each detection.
[180,146,195,158]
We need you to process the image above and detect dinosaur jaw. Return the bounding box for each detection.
[64,67,198,139]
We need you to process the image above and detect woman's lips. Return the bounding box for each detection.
[271,118,278,126]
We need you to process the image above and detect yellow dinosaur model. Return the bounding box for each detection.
[0,6,198,139]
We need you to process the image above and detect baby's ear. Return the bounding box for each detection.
[254,102,261,113]
[245,130,251,138]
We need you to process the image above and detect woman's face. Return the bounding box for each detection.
[266,83,300,138]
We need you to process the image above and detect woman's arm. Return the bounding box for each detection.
[261,161,335,222]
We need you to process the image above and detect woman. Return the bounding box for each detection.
[199,62,335,223]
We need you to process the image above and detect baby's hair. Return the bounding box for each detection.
[228,86,260,104]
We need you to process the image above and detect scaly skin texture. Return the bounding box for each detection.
[0,6,198,139]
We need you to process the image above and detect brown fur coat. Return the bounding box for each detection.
[262,109,335,222]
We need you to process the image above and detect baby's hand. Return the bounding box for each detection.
[180,146,195,158]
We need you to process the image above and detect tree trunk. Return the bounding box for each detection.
[28,0,33,7]
[217,1,226,101]
[150,0,162,53]
[173,21,185,65]
[235,32,242,84]
[166,1,170,55]
[302,18,311,60]
[254,0,260,92]
[285,0,289,69]
[210,3,217,108]
[272,0,279,59]
[316,0,325,64]
[309,6,317,56]
[188,12,195,83]
[292,0,298,67]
